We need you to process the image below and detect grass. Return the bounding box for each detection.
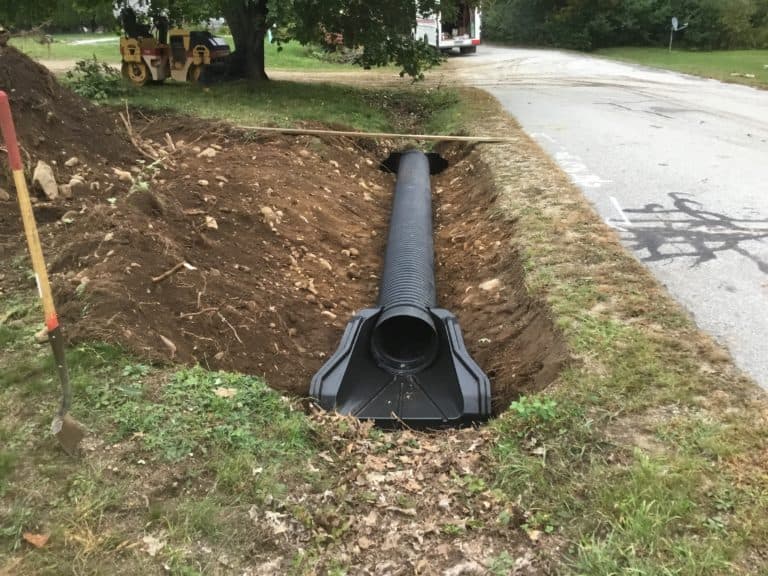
[10,33,120,62]
[111,81,393,132]
[471,88,768,574]
[0,294,322,574]
[597,47,768,88]
[97,81,461,134]
[11,32,350,71]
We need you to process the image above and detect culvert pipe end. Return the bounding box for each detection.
[371,304,439,373]
[310,150,491,427]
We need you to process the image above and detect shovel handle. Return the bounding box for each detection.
[0,91,59,331]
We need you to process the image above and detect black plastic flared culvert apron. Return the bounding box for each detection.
[310,150,491,427]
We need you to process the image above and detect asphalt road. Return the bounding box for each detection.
[453,46,768,388]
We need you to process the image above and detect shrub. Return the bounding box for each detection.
[65,57,125,102]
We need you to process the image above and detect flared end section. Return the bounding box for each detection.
[310,308,491,427]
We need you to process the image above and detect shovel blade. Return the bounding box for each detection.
[51,413,85,456]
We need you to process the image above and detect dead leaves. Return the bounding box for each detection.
[22,532,49,548]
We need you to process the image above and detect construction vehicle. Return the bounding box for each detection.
[119,8,231,86]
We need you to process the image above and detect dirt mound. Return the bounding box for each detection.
[46,126,391,395]
[0,46,130,168]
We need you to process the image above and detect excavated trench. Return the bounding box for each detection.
[431,144,568,412]
[1,119,566,414]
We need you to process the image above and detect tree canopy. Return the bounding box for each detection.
[2,0,481,80]
[483,0,768,50]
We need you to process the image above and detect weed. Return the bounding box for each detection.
[489,551,516,575]
[441,523,465,536]
[508,396,558,422]
[0,504,33,551]
[65,57,125,101]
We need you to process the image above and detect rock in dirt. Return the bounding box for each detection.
[64,156,80,168]
[69,177,87,196]
[0,188,10,202]
[32,161,59,200]
[197,179,209,187]
[479,278,503,292]
[205,216,219,230]
[442,561,486,576]
[61,210,78,223]
[318,258,333,272]
[197,147,218,159]
[113,168,134,184]
[58,184,72,199]
[260,206,280,228]
[346,263,361,279]
[34,327,49,344]
[321,310,337,321]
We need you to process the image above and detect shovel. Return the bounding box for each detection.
[0,91,85,455]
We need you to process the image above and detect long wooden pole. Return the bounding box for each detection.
[234,125,516,143]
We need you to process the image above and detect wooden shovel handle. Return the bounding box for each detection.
[0,91,59,330]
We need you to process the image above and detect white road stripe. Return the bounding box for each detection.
[610,196,632,226]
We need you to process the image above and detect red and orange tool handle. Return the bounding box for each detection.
[0,90,59,331]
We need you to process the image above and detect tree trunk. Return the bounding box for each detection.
[223,0,269,82]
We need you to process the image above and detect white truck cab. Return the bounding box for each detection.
[416,1,481,54]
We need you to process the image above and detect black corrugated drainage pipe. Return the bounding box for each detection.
[310,150,490,426]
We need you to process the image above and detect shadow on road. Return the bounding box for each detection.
[621,192,768,274]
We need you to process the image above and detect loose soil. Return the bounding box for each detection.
[0,46,131,168]
[0,48,566,409]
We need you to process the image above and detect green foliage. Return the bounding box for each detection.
[508,396,558,427]
[484,0,768,50]
[64,57,125,101]
[0,0,116,31]
[489,552,516,575]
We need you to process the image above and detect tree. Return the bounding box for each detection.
[9,0,475,81]
[482,0,768,50]
[170,0,471,81]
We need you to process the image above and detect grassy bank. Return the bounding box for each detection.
[104,82,457,133]
[597,47,768,88]
[471,90,768,574]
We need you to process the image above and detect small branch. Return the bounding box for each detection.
[151,262,185,283]
[119,110,158,162]
[217,312,243,344]
[181,329,216,343]
[179,307,218,319]
[196,274,208,310]
[164,132,176,152]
